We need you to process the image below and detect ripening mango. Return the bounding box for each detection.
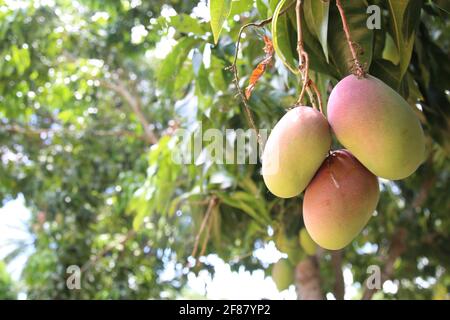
[262,106,331,198]
[272,258,294,291]
[275,230,302,264]
[299,228,317,256]
[327,75,425,180]
[303,150,380,250]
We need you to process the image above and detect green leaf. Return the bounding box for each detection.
[230,0,254,16]
[238,176,260,195]
[169,14,206,36]
[387,0,422,79]
[328,0,374,77]
[58,109,76,123]
[256,0,269,18]
[372,29,386,60]
[303,0,330,62]
[130,195,152,231]
[11,45,30,75]
[214,191,270,226]
[287,9,338,78]
[311,71,332,113]
[403,71,424,105]
[271,0,298,74]
[174,61,195,97]
[168,187,202,216]
[382,33,400,65]
[209,55,228,92]
[196,62,214,95]
[370,58,402,90]
[156,37,197,95]
[210,0,232,44]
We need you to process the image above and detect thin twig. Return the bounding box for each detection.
[228,63,260,144]
[294,0,321,110]
[227,1,295,146]
[295,0,308,104]
[335,0,366,78]
[190,197,217,260]
[101,79,158,144]
[230,2,295,69]
[309,80,324,113]
[62,50,158,144]
[197,211,214,267]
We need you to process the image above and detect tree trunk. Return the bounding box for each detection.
[295,256,323,300]
[331,250,345,300]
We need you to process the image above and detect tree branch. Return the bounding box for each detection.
[61,51,157,144]
[197,210,214,266]
[331,250,345,300]
[295,256,324,300]
[190,197,218,264]
[101,79,158,145]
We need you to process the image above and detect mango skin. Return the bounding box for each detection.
[303,150,380,250]
[327,75,425,180]
[262,107,331,198]
[299,228,317,256]
[275,230,303,264]
[272,258,294,291]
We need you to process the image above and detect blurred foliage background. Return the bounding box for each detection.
[0,0,448,299]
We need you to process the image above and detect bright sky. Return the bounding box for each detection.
[0,196,34,282]
[184,246,297,299]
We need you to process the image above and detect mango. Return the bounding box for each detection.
[275,230,303,264]
[327,75,425,180]
[303,150,380,250]
[272,258,294,291]
[299,228,317,256]
[262,106,331,198]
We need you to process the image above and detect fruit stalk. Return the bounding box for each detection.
[295,0,323,113]
[335,0,366,78]
[295,0,309,104]
[309,79,324,114]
